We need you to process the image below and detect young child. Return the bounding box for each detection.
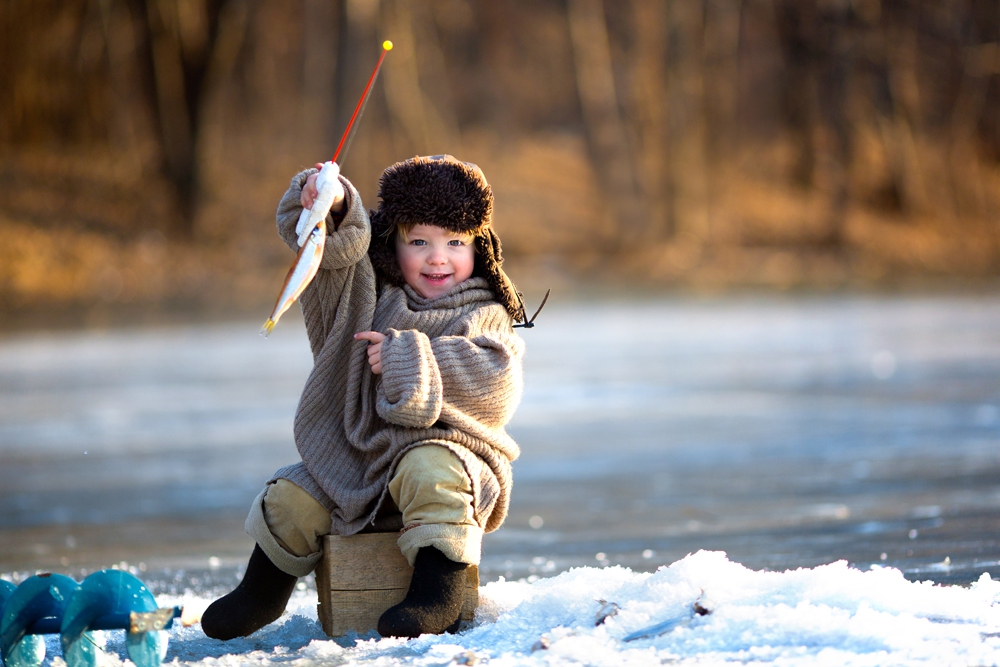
[201,155,526,640]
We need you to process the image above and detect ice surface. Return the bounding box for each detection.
[21,551,1000,667]
[4,297,1000,582]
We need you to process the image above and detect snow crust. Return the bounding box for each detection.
[28,550,1000,667]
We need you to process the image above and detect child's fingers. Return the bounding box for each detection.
[355,333,383,374]
[367,343,382,372]
[301,173,319,209]
[355,331,386,375]
[354,331,387,344]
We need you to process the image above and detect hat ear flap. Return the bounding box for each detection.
[475,228,525,323]
[368,210,405,286]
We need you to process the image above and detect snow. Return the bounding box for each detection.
[25,550,1000,667]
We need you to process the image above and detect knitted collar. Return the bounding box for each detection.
[399,277,494,313]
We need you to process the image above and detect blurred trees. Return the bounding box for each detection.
[1,0,999,308]
[0,0,250,237]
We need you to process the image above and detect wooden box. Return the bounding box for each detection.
[316,533,479,636]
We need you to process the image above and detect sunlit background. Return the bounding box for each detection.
[3,0,1000,322]
[2,0,1000,590]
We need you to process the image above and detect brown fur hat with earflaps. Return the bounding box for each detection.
[367,154,526,323]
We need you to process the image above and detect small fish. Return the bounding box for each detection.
[595,599,620,626]
[261,161,340,336]
[622,614,690,642]
[622,592,713,642]
[261,218,325,337]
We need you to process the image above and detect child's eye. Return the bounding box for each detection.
[411,239,426,246]
[447,239,464,246]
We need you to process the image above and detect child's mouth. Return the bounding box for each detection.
[422,273,452,284]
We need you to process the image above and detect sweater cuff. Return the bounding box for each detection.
[329,183,350,230]
[377,329,443,428]
[318,177,371,271]
[397,523,483,566]
[245,486,322,577]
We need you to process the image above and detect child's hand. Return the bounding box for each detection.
[354,331,386,374]
[301,162,346,213]
[301,163,323,209]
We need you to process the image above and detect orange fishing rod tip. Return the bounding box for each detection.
[382,40,393,51]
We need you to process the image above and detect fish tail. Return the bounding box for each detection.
[260,318,276,337]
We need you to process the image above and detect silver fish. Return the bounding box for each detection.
[595,599,620,626]
[261,217,325,337]
[622,593,713,642]
[261,162,341,336]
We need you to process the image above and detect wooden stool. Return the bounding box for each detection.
[316,533,479,636]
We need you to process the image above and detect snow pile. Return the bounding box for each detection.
[52,551,1000,666]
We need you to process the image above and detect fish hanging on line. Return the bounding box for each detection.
[260,162,340,336]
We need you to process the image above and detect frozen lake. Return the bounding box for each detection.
[1,293,999,590]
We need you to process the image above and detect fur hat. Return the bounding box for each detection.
[368,154,525,323]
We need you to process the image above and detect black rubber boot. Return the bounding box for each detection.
[377,546,467,638]
[201,545,297,640]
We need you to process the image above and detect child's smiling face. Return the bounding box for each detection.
[396,224,475,299]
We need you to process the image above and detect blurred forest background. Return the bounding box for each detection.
[2,0,999,322]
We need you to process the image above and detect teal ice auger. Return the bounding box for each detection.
[0,570,182,667]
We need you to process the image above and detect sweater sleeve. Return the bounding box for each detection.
[275,169,374,355]
[430,328,524,428]
[377,306,524,430]
[376,328,443,428]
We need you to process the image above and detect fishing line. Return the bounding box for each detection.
[332,40,393,166]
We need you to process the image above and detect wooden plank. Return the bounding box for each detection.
[322,588,408,636]
[323,533,413,590]
[320,585,478,636]
[316,541,332,633]
[317,534,479,637]
[461,579,478,621]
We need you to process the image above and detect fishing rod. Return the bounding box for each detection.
[262,40,392,336]
[294,39,392,249]
[333,40,393,165]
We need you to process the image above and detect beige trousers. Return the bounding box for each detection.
[246,445,483,576]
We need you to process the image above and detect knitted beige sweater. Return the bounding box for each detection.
[268,170,524,536]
